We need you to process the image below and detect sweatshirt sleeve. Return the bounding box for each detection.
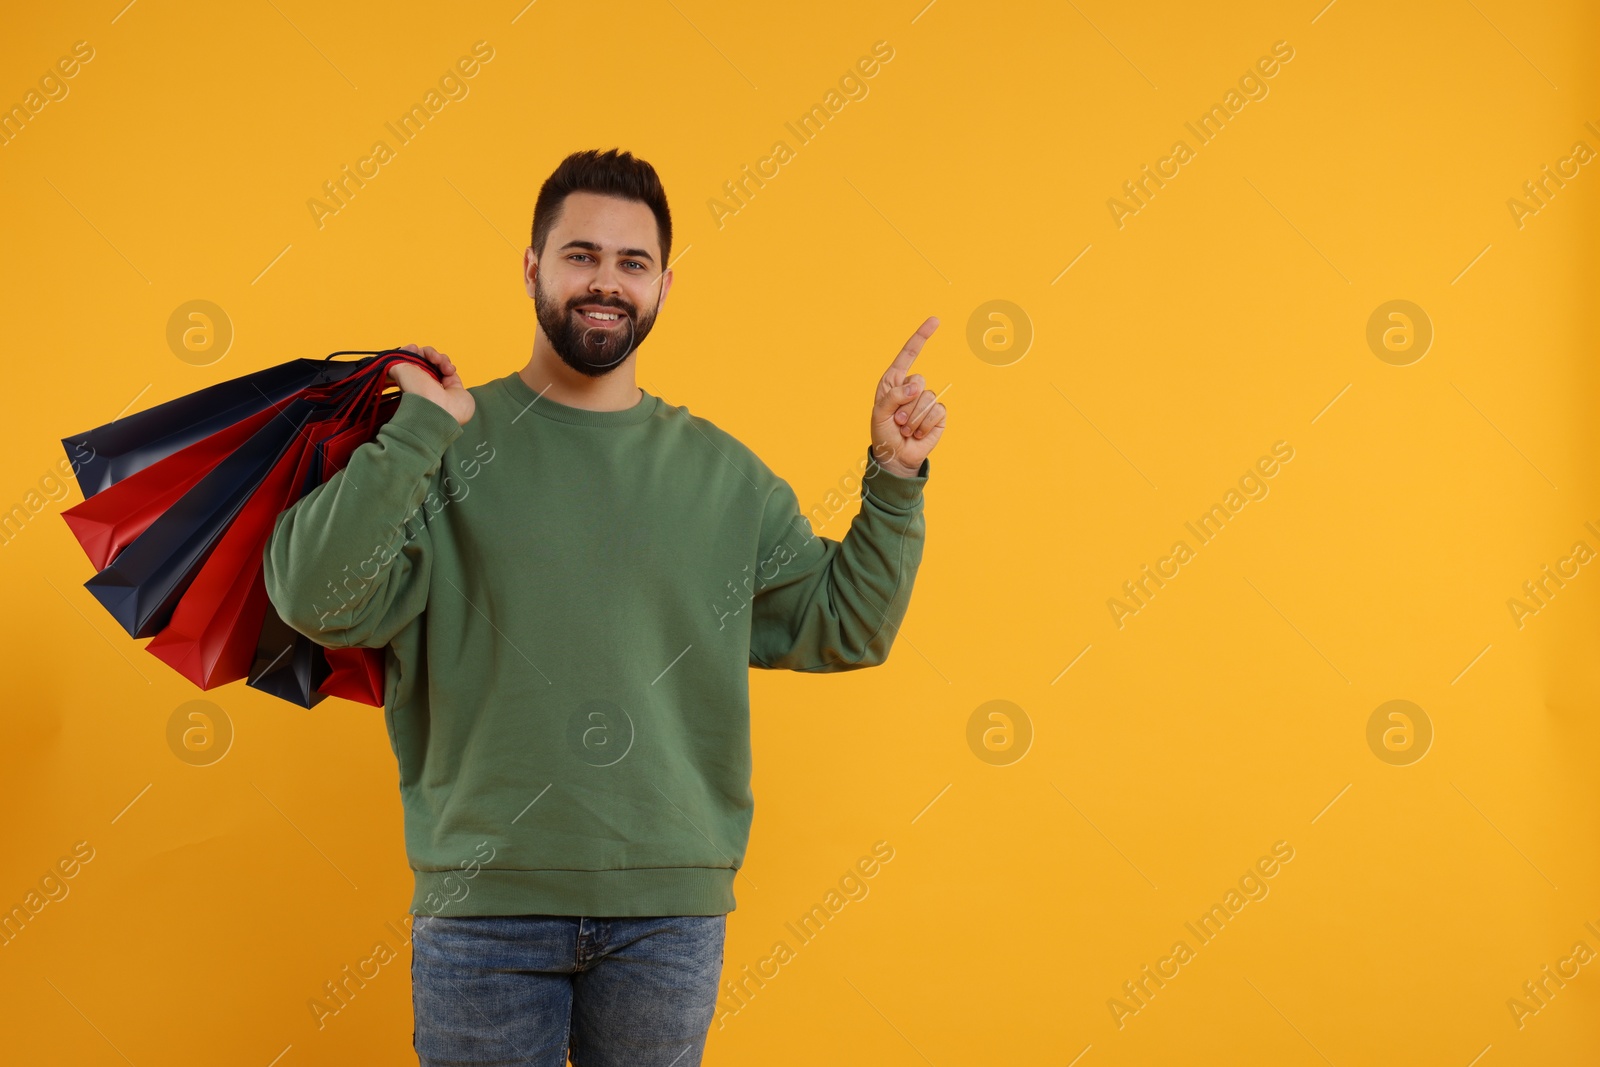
[747,446,929,672]
[262,391,465,650]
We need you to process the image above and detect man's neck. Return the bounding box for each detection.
[518,344,643,412]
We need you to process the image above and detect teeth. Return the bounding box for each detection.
[583,310,620,320]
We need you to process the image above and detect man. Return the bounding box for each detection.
[263,147,947,1066]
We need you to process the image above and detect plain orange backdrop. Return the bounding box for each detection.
[2,1,1598,1064]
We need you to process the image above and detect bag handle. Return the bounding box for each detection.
[301,350,440,480]
[333,351,440,424]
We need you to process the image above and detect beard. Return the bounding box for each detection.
[533,274,659,379]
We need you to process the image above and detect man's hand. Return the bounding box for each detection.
[390,344,475,426]
[870,317,946,478]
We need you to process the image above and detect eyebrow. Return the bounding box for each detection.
[558,239,655,264]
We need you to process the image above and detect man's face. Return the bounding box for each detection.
[527,191,671,378]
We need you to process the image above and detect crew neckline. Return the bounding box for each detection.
[498,371,660,426]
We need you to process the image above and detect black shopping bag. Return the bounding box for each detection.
[246,604,334,709]
[82,396,328,638]
[63,357,364,498]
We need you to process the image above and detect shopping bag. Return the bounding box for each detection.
[142,411,342,688]
[61,399,297,571]
[147,378,401,694]
[292,376,410,707]
[61,347,443,709]
[247,603,333,709]
[242,356,425,707]
[83,396,323,638]
[322,646,387,706]
[242,370,401,709]
[62,357,363,498]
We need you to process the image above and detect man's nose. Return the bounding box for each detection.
[590,261,627,295]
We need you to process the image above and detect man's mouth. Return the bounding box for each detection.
[575,305,627,326]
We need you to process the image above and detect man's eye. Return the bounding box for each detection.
[568,254,645,270]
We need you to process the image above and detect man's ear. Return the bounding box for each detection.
[523,248,538,298]
[655,267,673,312]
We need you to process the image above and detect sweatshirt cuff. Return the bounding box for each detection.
[385,390,467,453]
[862,444,927,511]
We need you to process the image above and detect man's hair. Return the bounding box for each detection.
[530,148,672,268]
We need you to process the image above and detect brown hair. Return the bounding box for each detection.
[530,148,672,267]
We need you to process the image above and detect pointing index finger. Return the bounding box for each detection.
[885,316,940,381]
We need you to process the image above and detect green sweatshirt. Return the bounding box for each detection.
[261,370,929,917]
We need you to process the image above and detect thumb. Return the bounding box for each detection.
[873,376,923,422]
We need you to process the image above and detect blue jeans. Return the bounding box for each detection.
[411,913,726,1066]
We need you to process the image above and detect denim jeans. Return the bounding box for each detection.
[411,912,726,1067]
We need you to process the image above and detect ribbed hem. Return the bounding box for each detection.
[862,444,928,510]
[411,866,737,918]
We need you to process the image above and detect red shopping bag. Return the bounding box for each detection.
[244,359,426,708]
[322,646,387,705]
[304,393,404,706]
[62,399,296,571]
[144,413,343,688]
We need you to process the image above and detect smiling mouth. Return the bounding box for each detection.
[576,308,627,325]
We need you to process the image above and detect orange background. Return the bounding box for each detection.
[3,0,1597,1063]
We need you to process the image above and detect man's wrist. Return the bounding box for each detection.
[868,445,928,481]
[862,445,927,509]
